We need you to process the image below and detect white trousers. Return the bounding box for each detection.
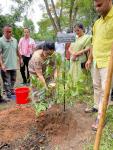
[92,67,113,119]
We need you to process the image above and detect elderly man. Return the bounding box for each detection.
[0,25,21,99]
[85,0,113,130]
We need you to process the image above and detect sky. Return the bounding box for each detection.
[0,0,44,32]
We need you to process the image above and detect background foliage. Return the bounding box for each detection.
[0,0,97,41]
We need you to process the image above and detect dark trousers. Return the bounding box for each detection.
[20,55,31,84]
[1,70,16,95]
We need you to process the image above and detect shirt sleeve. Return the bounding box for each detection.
[15,39,18,52]
[34,58,42,70]
[18,38,23,54]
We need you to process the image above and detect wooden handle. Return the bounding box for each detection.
[94,47,113,150]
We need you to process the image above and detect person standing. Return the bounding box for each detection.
[85,0,113,130]
[69,24,91,84]
[18,27,36,85]
[0,25,21,99]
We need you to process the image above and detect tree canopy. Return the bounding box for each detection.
[0,0,97,41]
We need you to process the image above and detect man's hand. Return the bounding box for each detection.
[19,57,23,64]
[85,59,92,70]
[1,64,6,72]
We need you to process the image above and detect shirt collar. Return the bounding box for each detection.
[3,35,13,42]
[101,6,113,21]
[24,37,30,40]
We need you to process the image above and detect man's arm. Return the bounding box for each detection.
[0,54,6,71]
[85,47,93,69]
[17,50,22,64]
[17,39,22,64]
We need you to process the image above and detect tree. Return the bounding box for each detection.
[11,0,32,22]
[42,0,96,33]
[77,0,97,30]
[0,0,33,39]
[43,0,60,33]
[23,16,35,32]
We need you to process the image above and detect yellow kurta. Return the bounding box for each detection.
[92,6,113,68]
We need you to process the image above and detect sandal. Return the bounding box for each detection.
[92,118,107,131]
[92,118,99,131]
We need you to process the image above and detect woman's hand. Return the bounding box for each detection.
[72,51,81,61]
[76,51,84,56]
[72,54,77,61]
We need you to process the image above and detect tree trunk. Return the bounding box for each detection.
[59,0,63,21]
[51,0,61,31]
[43,0,58,33]
[69,0,78,31]
[69,0,75,30]
[72,2,78,28]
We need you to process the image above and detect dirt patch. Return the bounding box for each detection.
[35,103,95,150]
[0,107,35,143]
[0,102,95,150]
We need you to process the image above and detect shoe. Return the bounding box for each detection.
[26,83,30,86]
[20,82,27,86]
[92,117,107,131]
[92,118,99,131]
[85,107,98,113]
[0,97,7,103]
[11,95,16,100]
[92,123,98,131]
[7,93,12,99]
[11,89,15,95]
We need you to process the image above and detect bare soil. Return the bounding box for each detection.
[0,102,95,150]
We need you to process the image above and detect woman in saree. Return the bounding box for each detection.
[69,23,92,84]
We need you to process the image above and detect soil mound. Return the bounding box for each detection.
[36,105,77,144]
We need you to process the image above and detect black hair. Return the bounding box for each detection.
[43,42,55,51]
[74,23,85,32]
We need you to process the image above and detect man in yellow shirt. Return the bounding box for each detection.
[85,0,113,130]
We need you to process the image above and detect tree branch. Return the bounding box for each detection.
[51,0,61,31]
[43,0,58,33]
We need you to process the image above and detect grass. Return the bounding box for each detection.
[84,104,113,150]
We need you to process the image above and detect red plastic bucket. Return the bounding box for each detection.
[15,87,30,104]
